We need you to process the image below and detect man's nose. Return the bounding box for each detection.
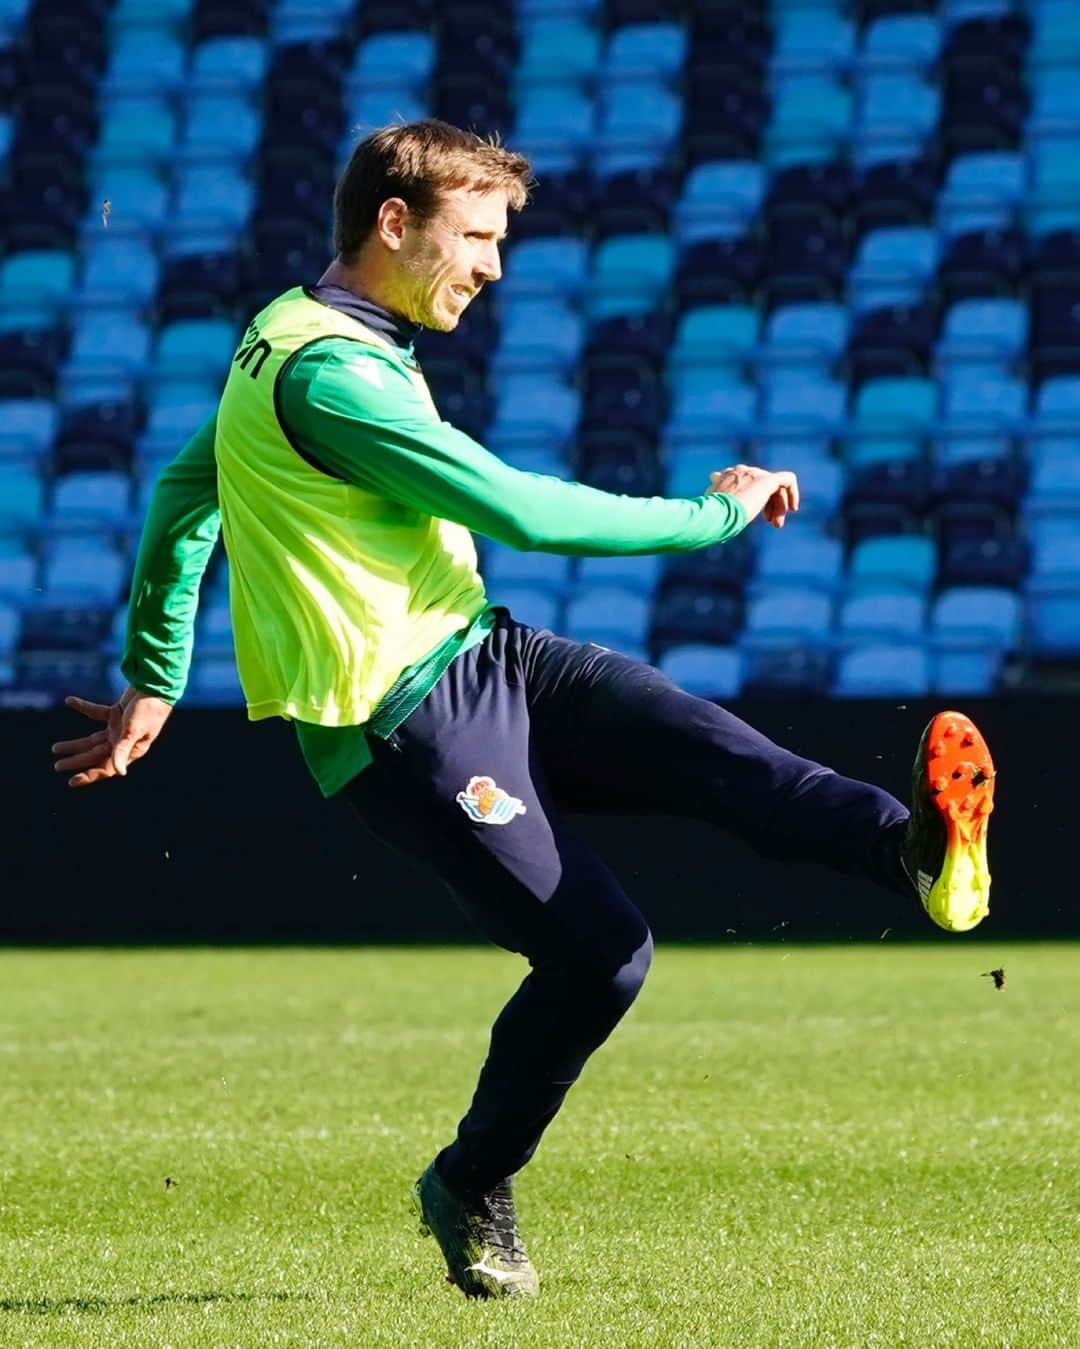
[475,241,502,283]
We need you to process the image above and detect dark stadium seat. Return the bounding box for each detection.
[54,400,141,474]
[847,301,938,383]
[675,236,762,305]
[159,251,242,322]
[650,581,743,652]
[192,0,271,41]
[938,228,1026,302]
[0,328,65,399]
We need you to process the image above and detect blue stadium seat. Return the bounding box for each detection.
[102,30,186,98]
[494,585,561,633]
[518,20,600,87]
[518,0,600,16]
[75,240,159,310]
[577,554,661,595]
[1028,592,1080,657]
[138,385,218,459]
[848,227,939,312]
[488,377,580,451]
[170,167,255,249]
[838,590,926,645]
[0,602,17,656]
[0,251,75,331]
[741,586,834,649]
[860,14,941,75]
[1026,528,1080,596]
[189,37,269,94]
[602,23,687,84]
[346,31,436,91]
[501,238,589,301]
[765,77,853,168]
[0,465,44,534]
[1027,141,1080,236]
[1029,375,1080,452]
[758,302,850,375]
[761,377,847,437]
[344,90,429,143]
[771,12,855,76]
[188,656,245,707]
[0,400,57,462]
[595,84,682,177]
[1029,70,1080,141]
[833,644,930,696]
[1030,4,1080,71]
[932,646,1002,695]
[84,167,169,238]
[177,95,260,166]
[51,472,132,532]
[1027,447,1080,520]
[514,88,596,172]
[758,447,844,523]
[752,529,844,595]
[587,234,675,319]
[658,644,743,699]
[41,538,126,605]
[63,311,153,386]
[149,319,238,386]
[670,306,759,378]
[565,586,650,647]
[935,298,1028,373]
[665,384,756,448]
[854,76,940,168]
[492,301,584,376]
[482,546,571,598]
[92,97,178,170]
[848,534,937,594]
[938,152,1024,238]
[112,0,193,26]
[0,549,36,605]
[847,377,936,467]
[198,600,233,655]
[675,161,766,243]
[940,375,1026,448]
[271,0,355,44]
[931,586,1022,650]
[665,447,737,500]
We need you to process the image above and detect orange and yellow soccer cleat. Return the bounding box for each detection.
[904,710,995,933]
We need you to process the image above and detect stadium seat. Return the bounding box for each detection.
[41,537,126,605]
[760,377,847,438]
[587,234,675,319]
[513,87,595,172]
[92,96,178,170]
[658,643,743,699]
[271,0,355,45]
[102,29,186,98]
[833,643,930,696]
[664,447,736,500]
[482,546,571,598]
[675,161,766,244]
[602,23,687,84]
[740,586,834,650]
[595,83,682,177]
[930,586,1022,650]
[938,151,1024,238]
[517,20,600,88]
[665,383,756,448]
[1027,140,1080,236]
[771,12,855,77]
[0,465,44,534]
[847,377,936,467]
[74,240,159,310]
[670,306,759,380]
[189,36,269,94]
[837,590,926,646]
[932,646,1002,695]
[82,167,169,239]
[757,302,850,376]
[0,400,58,461]
[1028,593,1080,657]
[198,599,234,655]
[50,471,131,532]
[501,238,589,301]
[935,298,1028,373]
[0,251,75,331]
[346,31,436,91]
[848,227,939,312]
[860,14,942,75]
[491,301,584,376]
[176,95,261,166]
[765,77,852,168]
[188,655,245,707]
[853,76,941,168]
[576,554,661,595]
[848,535,937,594]
[149,319,238,386]
[752,529,844,596]
[488,377,580,452]
[138,385,218,459]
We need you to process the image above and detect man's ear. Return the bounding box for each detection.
[376,197,410,251]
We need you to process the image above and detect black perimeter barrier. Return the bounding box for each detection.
[2,696,1074,943]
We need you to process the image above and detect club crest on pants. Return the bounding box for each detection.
[456,776,527,826]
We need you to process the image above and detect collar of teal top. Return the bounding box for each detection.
[303,282,422,356]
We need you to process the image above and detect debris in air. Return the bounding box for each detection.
[101,199,111,227]
[164,1176,178,1189]
[981,967,1006,990]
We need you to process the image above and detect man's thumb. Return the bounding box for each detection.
[111,732,138,776]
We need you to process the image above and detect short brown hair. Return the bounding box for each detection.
[333,119,534,263]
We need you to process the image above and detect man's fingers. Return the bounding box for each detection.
[51,729,109,756]
[68,764,118,788]
[54,744,113,773]
[64,696,112,722]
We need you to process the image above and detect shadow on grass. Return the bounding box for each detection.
[0,1290,312,1315]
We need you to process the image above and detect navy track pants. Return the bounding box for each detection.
[343,611,910,1197]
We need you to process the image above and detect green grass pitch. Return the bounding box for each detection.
[0,944,1076,1347]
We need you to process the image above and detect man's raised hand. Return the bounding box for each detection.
[51,685,173,788]
[707,464,800,529]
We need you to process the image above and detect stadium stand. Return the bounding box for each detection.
[0,0,1077,703]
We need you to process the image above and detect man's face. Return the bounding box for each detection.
[393,186,507,331]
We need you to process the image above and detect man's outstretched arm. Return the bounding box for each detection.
[52,415,221,787]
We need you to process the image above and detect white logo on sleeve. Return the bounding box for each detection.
[347,355,384,389]
[456,776,527,826]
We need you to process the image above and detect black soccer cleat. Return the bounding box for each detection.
[903,709,995,933]
[411,1162,540,1299]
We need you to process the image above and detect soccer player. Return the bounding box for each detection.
[50,121,996,1300]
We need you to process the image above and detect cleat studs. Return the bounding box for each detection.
[931,741,945,759]
[951,769,963,779]
[944,723,958,737]
[961,733,975,747]
[933,775,949,792]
